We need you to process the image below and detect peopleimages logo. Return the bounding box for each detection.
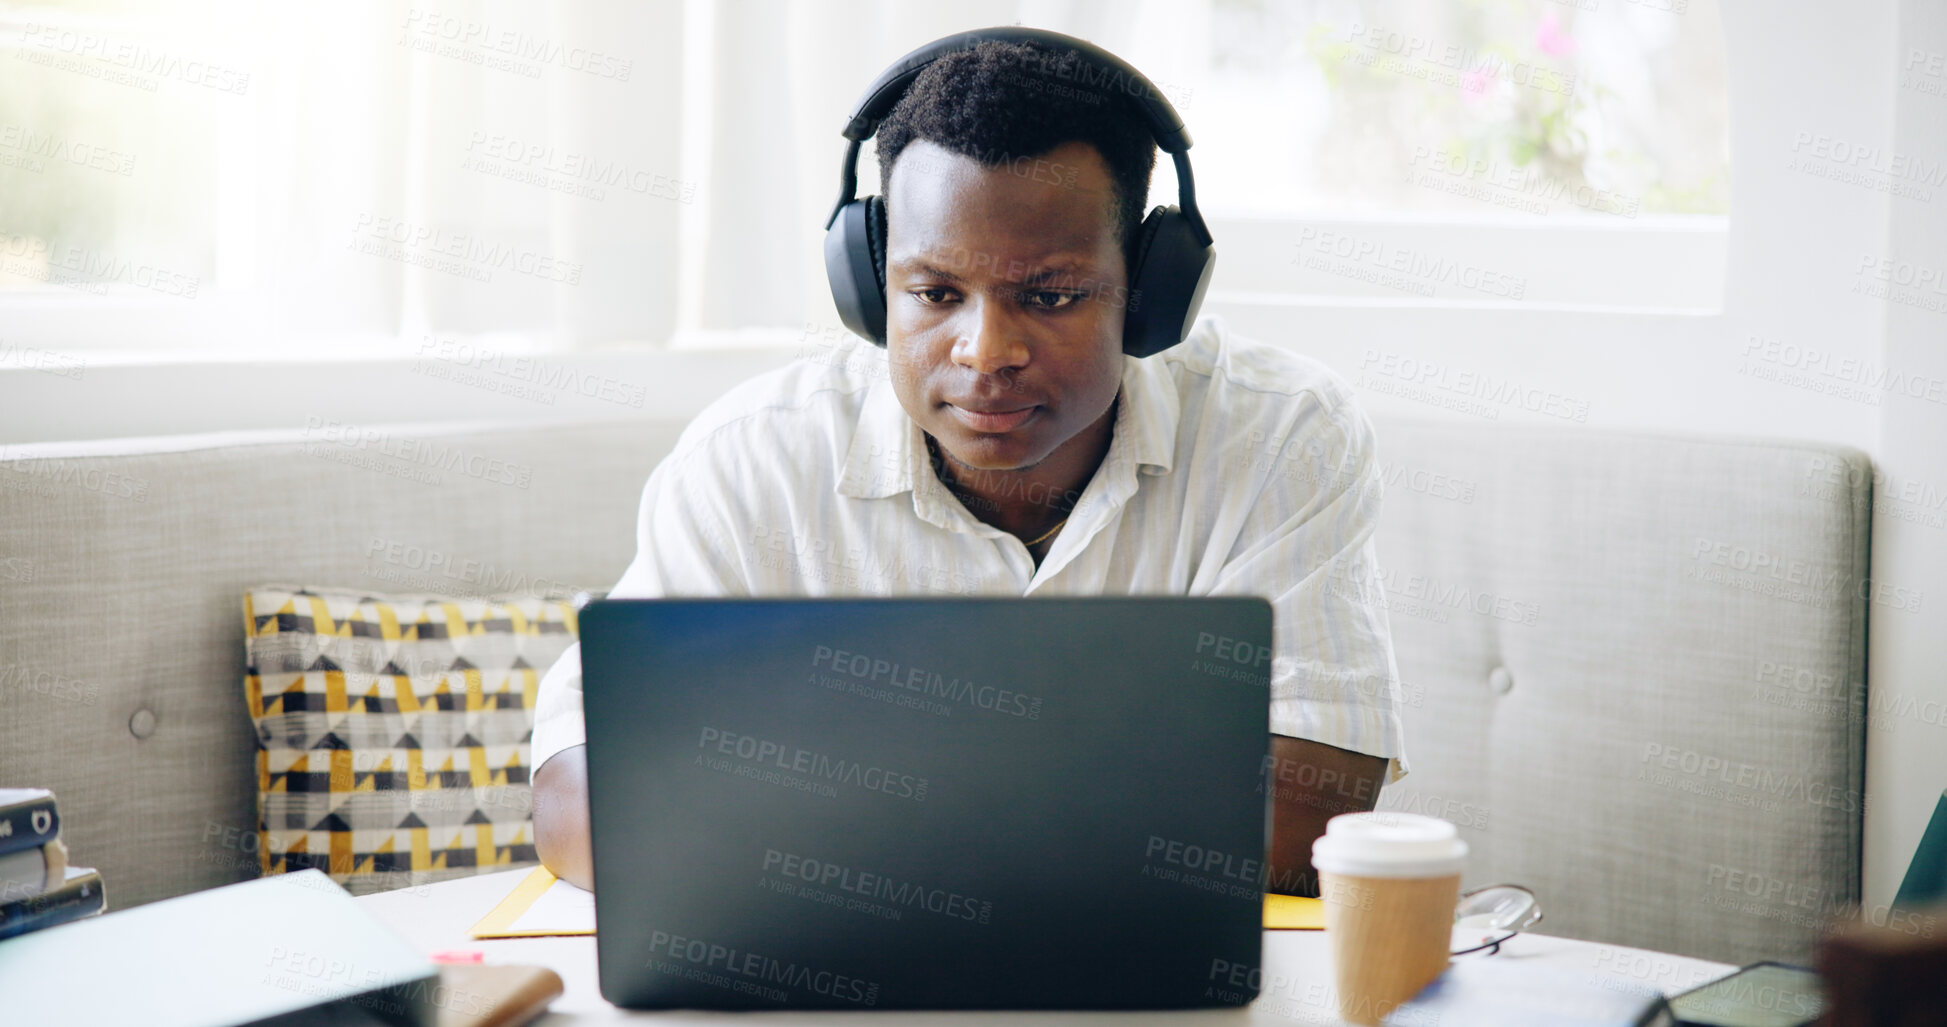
[1190,632,1271,685]
[809,646,1044,719]
[1331,556,1542,626]
[414,336,647,408]
[399,9,633,80]
[1290,227,1530,297]
[300,417,534,489]
[1638,743,1862,813]
[696,727,928,802]
[1145,836,1261,883]
[761,849,994,924]
[16,24,251,95]
[1688,536,1924,612]
[647,929,880,1006]
[1357,349,1590,422]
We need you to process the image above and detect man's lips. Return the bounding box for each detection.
[946,403,1039,433]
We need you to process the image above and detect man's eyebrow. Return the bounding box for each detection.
[1018,261,1092,285]
[898,260,966,283]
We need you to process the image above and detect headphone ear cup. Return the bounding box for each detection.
[823,196,889,346]
[1127,209,1165,290]
[1121,206,1215,359]
[866,195,888,292]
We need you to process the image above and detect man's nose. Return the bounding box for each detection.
[950,298,1030,375]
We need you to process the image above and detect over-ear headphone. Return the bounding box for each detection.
[822,26,1215,359]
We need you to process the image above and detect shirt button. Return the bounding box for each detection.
[1487,666,1514,696]
[129,706,159,739]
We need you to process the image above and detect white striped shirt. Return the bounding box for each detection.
[531,315,1409,782]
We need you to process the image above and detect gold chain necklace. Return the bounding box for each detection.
[1022,517,1068,547]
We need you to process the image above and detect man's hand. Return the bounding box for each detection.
[1265,734,1387,897]
[532,745,594,891]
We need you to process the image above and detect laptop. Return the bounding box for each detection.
[578,596,1272,1010]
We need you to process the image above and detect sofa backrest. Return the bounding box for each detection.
[0,419,677,912]
[1370,419,1870,965]
[0,413,1870,965]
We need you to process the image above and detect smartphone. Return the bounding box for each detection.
[1666,961,1822,1027]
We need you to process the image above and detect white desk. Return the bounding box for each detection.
[355,869,1736,1024]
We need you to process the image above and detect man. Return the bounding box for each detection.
[531,38,1407,897]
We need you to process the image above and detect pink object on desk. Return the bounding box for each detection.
[431,948,485,963]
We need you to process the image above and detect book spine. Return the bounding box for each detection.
[0,795,58,857]
[0,845,52,898]
[0,871,103,941]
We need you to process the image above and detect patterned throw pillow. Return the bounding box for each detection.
[242,585,579,896]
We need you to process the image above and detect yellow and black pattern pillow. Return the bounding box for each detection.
[242,585,578,895]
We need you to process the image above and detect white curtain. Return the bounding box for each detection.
[241,1,687,349]
[0,0,1197,351]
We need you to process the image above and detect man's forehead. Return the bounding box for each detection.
[888,141,1113,215]
[892,246,1096,283]
[884,140,1117,273]
[886,137,1095,187]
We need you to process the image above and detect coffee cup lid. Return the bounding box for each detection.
[1310,812,1469,878]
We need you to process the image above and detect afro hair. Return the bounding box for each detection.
[874,39,1159,271]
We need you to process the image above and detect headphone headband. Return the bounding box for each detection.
[840,27,1193,153]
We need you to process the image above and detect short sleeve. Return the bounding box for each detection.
[1209,394,1410,783]
[529,450,749,775]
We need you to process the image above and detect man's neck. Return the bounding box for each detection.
[926,396,1118,543]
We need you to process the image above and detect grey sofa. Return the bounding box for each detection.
[0,411,1870,966]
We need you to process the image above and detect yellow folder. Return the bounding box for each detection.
[472,867,1327,938]
[1263,892,1326,930]
[470,867,595,939]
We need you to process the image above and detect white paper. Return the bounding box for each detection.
[507,875,596,934]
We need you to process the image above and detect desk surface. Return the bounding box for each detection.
[355,869,1736,1024]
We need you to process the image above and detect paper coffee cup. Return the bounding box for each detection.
[1311,813,1468,1025]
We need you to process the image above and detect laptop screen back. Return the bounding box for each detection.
[580,597,1272,1010]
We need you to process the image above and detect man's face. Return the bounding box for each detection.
[882,139,1128,475]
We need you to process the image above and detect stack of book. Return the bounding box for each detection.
[0,788,106,941]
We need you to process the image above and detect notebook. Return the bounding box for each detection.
[1383,958,1675,1026]
[0,869,439,1026]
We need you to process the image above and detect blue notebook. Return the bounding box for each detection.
[1383,958,1675,1027]
[0,868,438,1026]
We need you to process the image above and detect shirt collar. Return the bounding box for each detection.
[838,348,1179,509]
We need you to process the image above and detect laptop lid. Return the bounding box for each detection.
[580,596,1272,1010]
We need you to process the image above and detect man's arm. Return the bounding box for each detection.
[533,745,593,891]
[1207,385,1407,890]
[527,443,754,892]
[1265,734,1387,897]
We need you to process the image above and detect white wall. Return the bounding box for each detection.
[1864,0,1947,913]
[1,0,1939,908]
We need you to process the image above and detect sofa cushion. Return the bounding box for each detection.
[243,584,578,895]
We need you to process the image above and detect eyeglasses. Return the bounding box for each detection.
[1450,884,1543,956]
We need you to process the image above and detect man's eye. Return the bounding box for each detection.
[911,287,955,305]
[1023,290,1079,310]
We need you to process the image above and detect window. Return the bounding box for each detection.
[0,0,683,356]
[1197,0,1729,220]
[1178,0,1730,309]
[0,0,1731,361]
